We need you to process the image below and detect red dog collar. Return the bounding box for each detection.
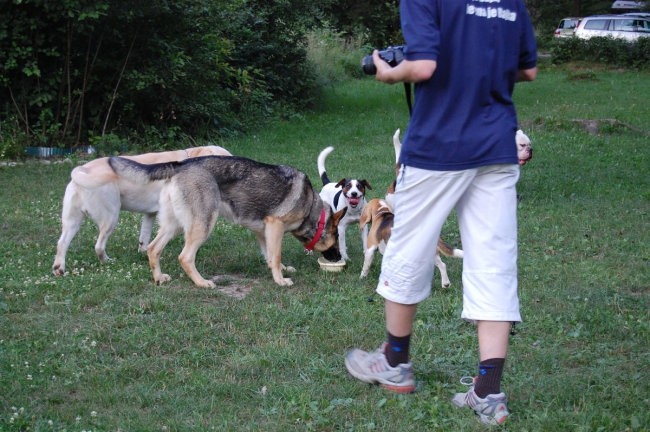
[304,209,326,252]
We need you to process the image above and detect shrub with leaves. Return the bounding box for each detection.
[0,0,323,152]
[551,37,650,69]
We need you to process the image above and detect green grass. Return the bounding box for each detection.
[1,64,649,431]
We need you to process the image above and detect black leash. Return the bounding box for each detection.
[404,82,413,116]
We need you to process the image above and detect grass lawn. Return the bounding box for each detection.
[1,63,648,431]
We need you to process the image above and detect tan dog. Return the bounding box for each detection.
[108,155,348,288]
[359,198,463,287]
[52,145,232,276]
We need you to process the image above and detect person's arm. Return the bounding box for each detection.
[373,50,437,84]
[517,67,537,82]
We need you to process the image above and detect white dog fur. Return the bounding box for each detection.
[52,145,231,276]
[317,146,372,261]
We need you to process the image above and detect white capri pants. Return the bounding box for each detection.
[376,164,522,322]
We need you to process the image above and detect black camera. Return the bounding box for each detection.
[361,45,405,75]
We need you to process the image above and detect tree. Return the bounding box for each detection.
[0,0,323,149]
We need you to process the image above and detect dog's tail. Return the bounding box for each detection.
[317,146,334,185]
[437,238,464,259]
[393,129,401,164]
[108,156,181,183]
[70,161,115,189]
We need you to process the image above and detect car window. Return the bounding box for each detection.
[584,19,610,30]
[636,20,650,31]
[612,19,636,31]
[561,19,578,29]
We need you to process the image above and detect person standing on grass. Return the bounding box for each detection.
[344,0,537,426]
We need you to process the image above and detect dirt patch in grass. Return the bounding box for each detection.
[209,274,256,299]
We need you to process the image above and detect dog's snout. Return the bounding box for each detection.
[321,247,342,262]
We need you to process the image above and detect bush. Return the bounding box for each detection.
[551,37,650,69]
[306,25,367,86]
[0,0,324,156]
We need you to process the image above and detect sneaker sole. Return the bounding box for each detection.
[344,356,415,394]
[451,393,509,425]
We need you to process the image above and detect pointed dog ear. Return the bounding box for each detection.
[331,206,348,225]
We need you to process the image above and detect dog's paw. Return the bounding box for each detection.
[96,251,111,263]
[275,277,294,286]
[155,274,172,285]
[52,263,66,276]
[196,279,216,289]
[281,264,296,273]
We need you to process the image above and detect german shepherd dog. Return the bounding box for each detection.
[108,155,348,287]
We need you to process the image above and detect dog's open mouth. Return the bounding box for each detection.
[347,196,361,207]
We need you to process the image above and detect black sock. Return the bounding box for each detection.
[385,332,411,367]
[474,358,505,398]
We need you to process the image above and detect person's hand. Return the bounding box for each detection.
[372,50,393,82]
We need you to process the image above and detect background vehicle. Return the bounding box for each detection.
[554,17,582,37]
[574,14,650,40]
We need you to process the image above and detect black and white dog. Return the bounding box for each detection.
[317,146,372,261]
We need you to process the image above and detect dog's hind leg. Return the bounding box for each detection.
[94,215,119,263]
[138,213,156,252]
[146,227,177,286]
[146,198,184,285]
[177,216,217,288]
[435,254,451,288]
[263,217,294,286]
[82,185,121,263]
[360,223,369,255]
[360,246,378,278]
[52,183,84,276]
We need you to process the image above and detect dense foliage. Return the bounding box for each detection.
[0,0,323,154]
[1,0,647,157]
[551,37,650,68]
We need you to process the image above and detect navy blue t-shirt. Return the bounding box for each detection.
[399,0,538,170]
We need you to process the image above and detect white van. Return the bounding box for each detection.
[574,14,650,40]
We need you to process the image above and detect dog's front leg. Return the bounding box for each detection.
[338,221,350,261]
[254,232,295,274]
[435,254,451,288]
[263,218,293,286]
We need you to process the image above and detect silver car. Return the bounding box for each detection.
[554,17,582,38]
[574,14,650,41]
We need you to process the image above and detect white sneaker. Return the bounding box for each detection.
[452,379,509,425]
[344,343,415,394]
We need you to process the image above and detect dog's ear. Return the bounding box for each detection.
[331,206,348,226]
[335,178,349,188]
[360,180,372,190]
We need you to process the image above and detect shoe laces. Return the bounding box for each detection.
[459,376,476,386]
